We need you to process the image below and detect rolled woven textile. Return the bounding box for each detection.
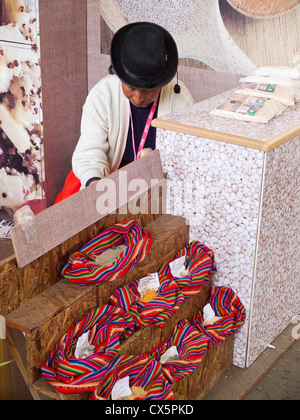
[61,220,152,285]
[159,241,217,297]
[110,274,185,329]
[150,321,210,384]
[91,354,173,400]
[192,286,246,348]
[41,305,138,395]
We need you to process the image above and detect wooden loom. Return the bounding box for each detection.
[1,151,233,400]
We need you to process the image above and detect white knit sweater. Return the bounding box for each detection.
[72,75,194,187]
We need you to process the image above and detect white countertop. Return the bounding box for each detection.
[153,90,300,151]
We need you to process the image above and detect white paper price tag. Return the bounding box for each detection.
[160,346,179,364]
[112,376,132,400]
[203,303,216,324]
[169,256,186,278]
[138,273,160,296]
[75,331,90,359]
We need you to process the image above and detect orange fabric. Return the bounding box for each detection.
[55,170,81,204]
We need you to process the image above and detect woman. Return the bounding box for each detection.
[56,22,194,202]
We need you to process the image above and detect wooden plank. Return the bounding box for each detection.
[10,150,164,268]
[6,214,189,385]
[172,335,234,400]
[226,0,300,19]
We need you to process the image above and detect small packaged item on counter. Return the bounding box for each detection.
[240,75,300,102]
[235,82,298,106]
[211,94,287,123]
[241,74,300,88]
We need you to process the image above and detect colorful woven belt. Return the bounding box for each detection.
[61,220,152,285]
[91,354,173,400]
[110,275,185,329]
[150,321,210,384]
[192,286,246,347]
[159,241,217,297]
[41,305,138,394]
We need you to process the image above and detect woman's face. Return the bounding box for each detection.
[122,83,161,108]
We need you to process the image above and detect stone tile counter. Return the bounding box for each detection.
[152,91,300,368]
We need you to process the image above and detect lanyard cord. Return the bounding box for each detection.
[129,94,159,161]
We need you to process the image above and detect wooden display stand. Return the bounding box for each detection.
[2,153,234,400]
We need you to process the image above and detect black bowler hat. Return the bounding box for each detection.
[110,22,179,90]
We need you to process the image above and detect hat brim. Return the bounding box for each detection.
[110,22,179,90]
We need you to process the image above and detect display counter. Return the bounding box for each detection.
[152,90,300,368]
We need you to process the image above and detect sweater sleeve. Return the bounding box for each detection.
[72,82,111,188]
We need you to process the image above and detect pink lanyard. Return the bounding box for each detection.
[129,95,159,161]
